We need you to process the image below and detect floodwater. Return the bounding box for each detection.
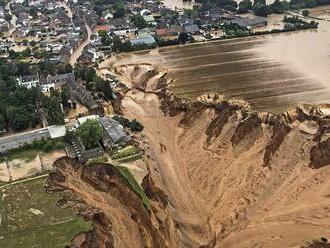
[104,8,330,112]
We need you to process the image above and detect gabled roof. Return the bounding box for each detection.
[184,24,200,33]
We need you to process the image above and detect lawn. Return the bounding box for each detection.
[6,149,38,163]
[0,178,92,248]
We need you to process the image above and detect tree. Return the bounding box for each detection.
[130,119,144,132]
[178,32,189,44]
[0,114,5,131]
[7,106,31,131]
[43,95,64,125]
[29,7,38,19]
[4,13,12,22]
[60,85,71,109]
[302,9,310,16]
[77,119,103,149]
[30,40,37,47]
[113,1,125,18]
[253,3,272,16]
[130,15,148,29]
[271,0,289,13]
[238,0,253,13]
[98,30,112,46]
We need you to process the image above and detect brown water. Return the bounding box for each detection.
[102,10,330,112]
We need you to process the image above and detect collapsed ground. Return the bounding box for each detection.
[118,64,330,247]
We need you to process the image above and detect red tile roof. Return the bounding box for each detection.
[93,25,110,33]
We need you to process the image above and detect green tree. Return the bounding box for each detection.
[98,30,112,46]
[113,1,125,18]
[7,106,31,131]
[60,85,71,109]
[77,119,103,149]
[130,119,144,132]
[253,3,272,16]
[238,0,253,13]
[130,15,148,29]
[43,95,64,125]
[0,114,5,131]
[302,9,310,16]
[271,0,289,13]
[178,32,189,44]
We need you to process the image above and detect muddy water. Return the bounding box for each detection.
[105,12,330,112]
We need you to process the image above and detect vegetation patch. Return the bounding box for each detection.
[115,166,150,210]
[86,154,108,165]
[0,138,65,163]
[0,178,92,248]
[111,145,141,160]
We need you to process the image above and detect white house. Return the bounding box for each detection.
[16,74,40,89]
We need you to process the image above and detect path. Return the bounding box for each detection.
[0,173,50,189]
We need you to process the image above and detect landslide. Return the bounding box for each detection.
[116,63,330,248]
[48,157,181,248]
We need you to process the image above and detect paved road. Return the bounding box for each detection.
[0,128,50,153]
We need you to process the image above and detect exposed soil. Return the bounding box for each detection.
[51,63,330,248]
[118,64,330,247]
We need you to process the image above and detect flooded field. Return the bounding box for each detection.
[103,9,330,112]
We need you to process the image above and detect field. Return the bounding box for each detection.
[0,148,66,183]
[0,178,92,248]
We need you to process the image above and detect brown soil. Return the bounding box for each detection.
[50,63,330,248]
[118,64,330,247]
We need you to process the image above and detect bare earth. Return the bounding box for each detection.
[118,64,330,247]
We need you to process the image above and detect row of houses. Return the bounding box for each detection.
[16,72,100,113]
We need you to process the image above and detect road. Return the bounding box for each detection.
[69,23,92,67]
[5,0,17,37]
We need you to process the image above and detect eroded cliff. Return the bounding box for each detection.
[116,63,330,247]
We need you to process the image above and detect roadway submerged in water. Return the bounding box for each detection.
[102,11,330,112]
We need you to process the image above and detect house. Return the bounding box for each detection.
[227,17,267,29]
[168,25,183,36]
[143,15,155,25]
[40,73,75,93]
[93,25,110,34]
[66,78,100,113]
[184,24,200,34]
[155,28,169,37]
[130,35,156,46]
[99,117,131,149]
[16,74,40,89]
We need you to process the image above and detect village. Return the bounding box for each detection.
[0,0,323,184]
[0,0,320,64]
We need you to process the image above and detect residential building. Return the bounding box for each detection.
[16,74,40,89]
[99,117,131,149]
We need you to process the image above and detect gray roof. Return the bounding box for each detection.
[228,17,267,28]
[20,74,39,83]
[131,36,156,46]
[184,24,200,33]
[45,72,75,84]
[99,117,130,146]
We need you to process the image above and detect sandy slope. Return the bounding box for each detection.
[118,64,330,248]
